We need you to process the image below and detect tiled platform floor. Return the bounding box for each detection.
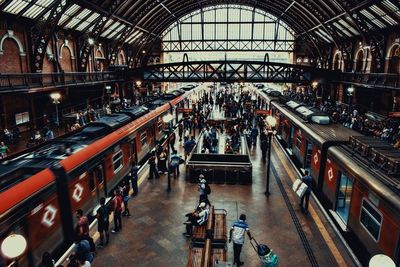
[91,127,356,267]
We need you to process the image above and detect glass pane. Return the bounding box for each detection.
[360,207,380,240]
[336,173,353,223]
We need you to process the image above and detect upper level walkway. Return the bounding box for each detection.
[128,60,332,83]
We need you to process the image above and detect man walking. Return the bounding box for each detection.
[229,214,252,266]
[300,170,313,213]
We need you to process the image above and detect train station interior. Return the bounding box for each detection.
[0,0,399,267]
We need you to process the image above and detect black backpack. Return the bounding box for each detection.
[205,183,211,195]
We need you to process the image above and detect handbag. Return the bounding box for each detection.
[292,178,303,192]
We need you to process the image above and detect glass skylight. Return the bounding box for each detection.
[360,9,387,28]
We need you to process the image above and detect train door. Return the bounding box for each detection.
[335,172,353,224]
[90,165,106,201]
[304,141,313,173]
[289,127,295,149]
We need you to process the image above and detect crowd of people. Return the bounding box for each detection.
[284,89,400,147]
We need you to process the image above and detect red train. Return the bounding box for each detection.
[0,88,196,267]
[257,89,400,266]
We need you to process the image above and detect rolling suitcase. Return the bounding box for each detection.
[250,237,278,267]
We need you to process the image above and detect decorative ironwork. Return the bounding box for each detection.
[31,0,71,72]
[78,0,126,71]
[128,60,336,83]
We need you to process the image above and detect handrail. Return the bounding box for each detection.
[0,71,121,92]
[337,72,400,89]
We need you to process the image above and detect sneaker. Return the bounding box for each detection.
[111,229,118,233]
[96,244,104,248]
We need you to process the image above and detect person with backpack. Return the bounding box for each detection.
[170,149,181,178]
[96,197,110,247]
[112,189,123,233]
[198,175,211,205]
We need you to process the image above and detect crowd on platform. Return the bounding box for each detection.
[284,89,400,147]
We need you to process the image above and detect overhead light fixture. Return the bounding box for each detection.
[142,50,146,54]
[347,87,355,94]
[50,92,61,102]
[88,37,95,46]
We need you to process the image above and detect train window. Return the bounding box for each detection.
[304,142,313,172]
[113,150,123,173]
[335,173,353,224]
[360,199,382,242]
[89,173,95,192]
[140,132,147,146]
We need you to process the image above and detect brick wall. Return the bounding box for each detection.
[0,39,23,73]
[60,46,73,72]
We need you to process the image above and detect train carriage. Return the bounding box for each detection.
[270,101,361,195]
[0,88,197,267]
[327,146,400,265]
[256,91,400,266]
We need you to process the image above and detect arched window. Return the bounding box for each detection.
[355,50,364,72]
[388,45,400,74]
[162,5,295,53]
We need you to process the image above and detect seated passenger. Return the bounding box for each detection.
[183,202,209,237]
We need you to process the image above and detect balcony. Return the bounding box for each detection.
[0,71,122,93]
[337,72,400,90]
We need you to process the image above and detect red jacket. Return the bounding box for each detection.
[114,195,123,212]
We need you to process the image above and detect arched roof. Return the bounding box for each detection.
[1,0,400,47]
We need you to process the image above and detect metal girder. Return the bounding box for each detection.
[78,0,128,71]
[31,0,72,72]
[129,60,336,83]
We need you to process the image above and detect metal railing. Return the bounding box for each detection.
[0,71,121,92]
[337,72,400,89]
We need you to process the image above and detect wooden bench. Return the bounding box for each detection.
[211,247,227,265]
[187,207,227,267]
[192,206,215,246]
[212,209,227,247]
[187,247,205,267]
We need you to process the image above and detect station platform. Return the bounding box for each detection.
[90,127,356,266]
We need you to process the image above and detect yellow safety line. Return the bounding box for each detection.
[271,140,347,267]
